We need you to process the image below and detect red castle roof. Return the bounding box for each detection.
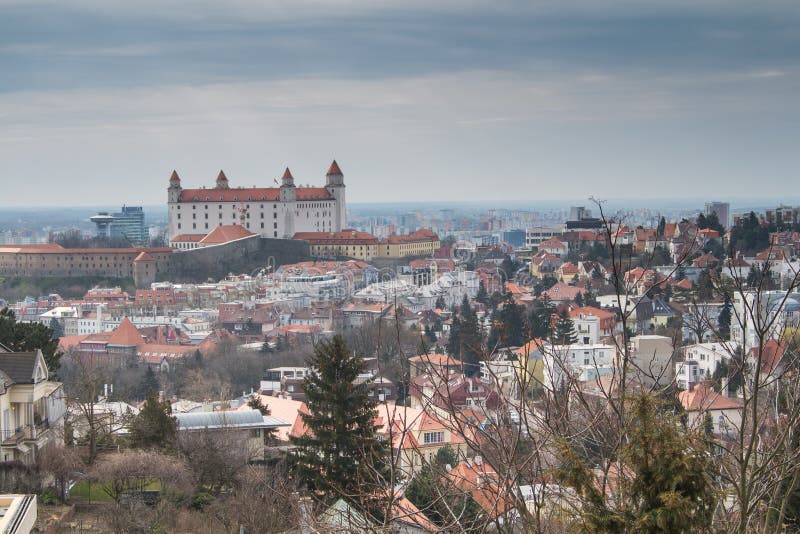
[327,160,342,175]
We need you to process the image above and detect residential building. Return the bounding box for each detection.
[675,342,735,390]
[0,349,66,464]
[174,409,291,460]
[678,383,743,436]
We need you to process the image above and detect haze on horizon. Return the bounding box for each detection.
[1,1,798,207]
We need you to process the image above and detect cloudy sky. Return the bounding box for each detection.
[1,0,798,206]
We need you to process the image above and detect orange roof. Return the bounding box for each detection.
[385,229,439,244]
[199,224,254,245]
[504,282,529,296]
[170,234,205,243]
[560,262,579,274]
[134,251,155,262]
[58,334,90,351]
[513,338,547,357]
[108,317,145,347]
[446,460,514,518]
[326,160,343,175]
[750,339,787,375]
[540,237,566,249]
[282,167,293,180]
[169,170,180,182]
[216,170,228,182]
[569,306,616,321]
[678,383,743,412]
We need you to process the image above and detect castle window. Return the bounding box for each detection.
[193,205,196,209]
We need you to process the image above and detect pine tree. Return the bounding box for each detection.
[488,292,526,349]
[528,297,554,339]
[557,396,715,533]
[475,280,489,304]
[554,309,577,345]
[0,307,61,376]
[718,291,732,341]
[137,366,160,400]
[435,295,447,310]
[290,336,388,498]
[129,389,177,450]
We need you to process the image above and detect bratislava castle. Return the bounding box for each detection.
[167,161,346,240]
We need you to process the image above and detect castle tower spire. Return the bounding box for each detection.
[216,170,229,189]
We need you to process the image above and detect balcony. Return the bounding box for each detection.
[1,419,52,446]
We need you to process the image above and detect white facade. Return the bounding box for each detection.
[539,343,616,392]
[731,291,800,353]
[675,342,736,389]
[525,226,561,249]
[167,162,346,240]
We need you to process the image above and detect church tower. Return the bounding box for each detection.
[325,160,346,231]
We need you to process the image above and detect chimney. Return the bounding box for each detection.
[474,455,483,466]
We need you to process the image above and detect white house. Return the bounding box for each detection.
[0,349,66,464]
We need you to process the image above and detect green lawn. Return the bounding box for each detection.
[69,479,162,502]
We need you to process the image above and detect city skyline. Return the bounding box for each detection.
[1,1,799,206]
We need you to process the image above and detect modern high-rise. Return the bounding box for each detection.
[90,205,147,244]
[704,201,730,228]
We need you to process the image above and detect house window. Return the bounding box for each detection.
[423,431,444,445]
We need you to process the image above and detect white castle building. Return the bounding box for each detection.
[167,161,346,240]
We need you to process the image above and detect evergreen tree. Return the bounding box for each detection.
[553,309,577,345]
[129,389,177,449]
[584,289,599,308]
[475,280,489,305]
[675,265,687,281]
[528,297,554,339]
[435,295,447,310]
[0,307,61,376]
[574,292,585,307]
[487,292,526,350]
[48,317,64,340]
[290,336,388,498]
[137,366,160,400]
[718,291,732,341]
[657,216,666,237]
[455,297,483,376]
[557,396,715,533]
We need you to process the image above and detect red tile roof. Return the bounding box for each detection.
[326,160,342,175]
[134,251,155,262]
[170,170,180,182]
[385,229,439,244]
[199,225,255,245]
[170,234,205,243]
[216,170,228,182]
[282,167,293,180]
[679,383,743,411]
[179,187,334,202]
[108,317,145,347]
